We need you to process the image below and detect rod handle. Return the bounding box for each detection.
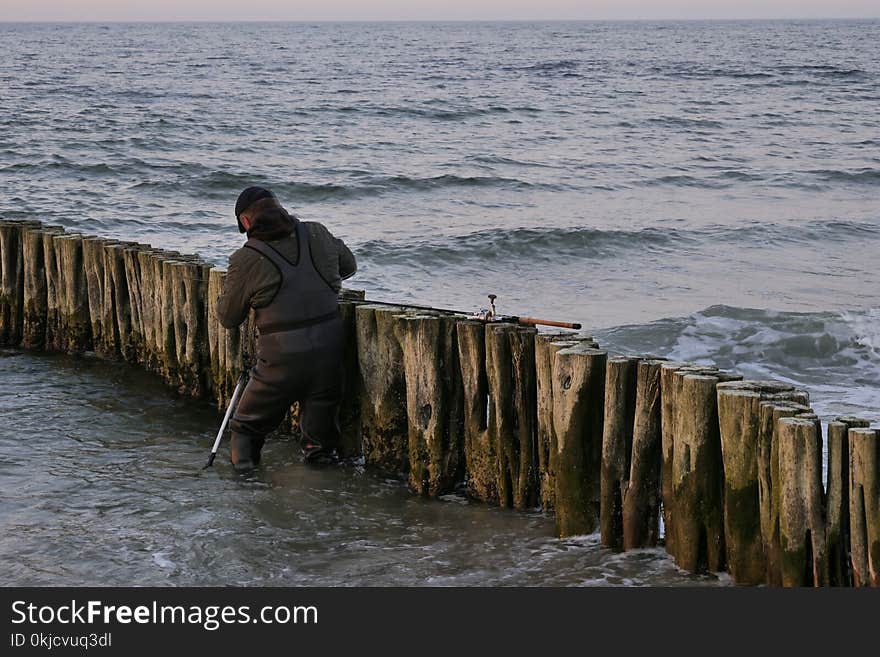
[517,317,582,330]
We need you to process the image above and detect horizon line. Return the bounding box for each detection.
[2,16,879,24]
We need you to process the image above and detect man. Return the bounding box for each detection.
[216,186,357,472]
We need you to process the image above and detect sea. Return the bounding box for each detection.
[0,20,877,585]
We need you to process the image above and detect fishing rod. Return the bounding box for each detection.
[203,371,248,469]
[361,294,582,330]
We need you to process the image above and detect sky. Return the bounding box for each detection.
[1,0,878,21]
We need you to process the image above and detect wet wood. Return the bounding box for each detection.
[552,343,606,537]
[776,416,828,587]
[21,225,63,350]
[356,304,409,475]
[716,380,807,585]
[457,319,495,502]
[849,427,879,587]
[43,233,91,353]
[600,356,639,550]
[535,332,590,510]
[0,220,40,346]
[826,417,869,586]
[337,292,365,460]
[759,400,812,586]
[669,373,726,573]
[659,361,688,555]
[623,358,665,550]
[395,313,464,497]
[485,323,538,509]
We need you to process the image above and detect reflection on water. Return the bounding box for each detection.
[0,349,724,587]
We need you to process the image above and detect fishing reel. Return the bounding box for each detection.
[473,294,499,322]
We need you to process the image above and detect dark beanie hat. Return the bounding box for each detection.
[235,186,275,233]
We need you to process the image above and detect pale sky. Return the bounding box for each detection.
[1,0,877,21]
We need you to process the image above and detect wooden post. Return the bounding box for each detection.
[337,294,364,460]
[552,343,606,537]
[826,417,869,586]
[485,323,538,509]
[102,242,133,362]
[535,333,588,510]
[21,225,61,350]
[43,233,91,353]
[849,427,879,587]
[82,237,115,358]
[777,416,829,587]
[717,380,810,584]
[457,319,495,502]
[623,358,665,549]
[166,259,210,397]
[759,400,812,586]
[600,356,639,550]
[670,373,726,573]
[0,220,39,346]
[659,361,687,555]
[395,313,464,497]
[356,304,409,475]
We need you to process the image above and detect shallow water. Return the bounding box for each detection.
[0,349,726,586]
[0,20,878,585]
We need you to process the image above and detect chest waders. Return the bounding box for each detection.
[229,222,344,472]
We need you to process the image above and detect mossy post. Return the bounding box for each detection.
[457,319,496,502]
[102,242,133,362]
[849,427,879,587]
[395,313,464,497]
[759,400,811,586]
[81,237,115,358]
[670,373,726,573]
[776,416,828,587]
[659,361,687,555]
[552,343,606,537]
[600,356,639,550]
[43,233,91,353]
[0,220,39,346]
[535,334,583,510]
[485,323,538,509]
[623,358,664,549]
[355,304,409,475]
[22,225,62,350]
[826,417,869,586]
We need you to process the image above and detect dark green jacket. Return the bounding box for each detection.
[216,221,356,329]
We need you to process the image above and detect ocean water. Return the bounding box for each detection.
[0,20,878,585]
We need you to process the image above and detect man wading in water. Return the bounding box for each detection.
[216,187,357,472]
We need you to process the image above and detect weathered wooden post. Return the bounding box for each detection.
[0,220,40,346]
[759,400,812,585]
[43,233,91,353]
[670,372,726,573]
[600,356,639,550]
[826,417,870,586]
[81,236,115,358]
[337,289,365,460]
[457,319,495,502]
[623,358,665,549]
[102,242,133,362]
[166,258,210,397]
[484,323,538,509]
[552,342,606,537]
[659,361,687,555]
[776,416,828,587]
[395,313,464,497]
[356,304,409,474]
[849,427,879,587]
[535,333,591,510]
[22,225,63,350]
[717,380,810,584]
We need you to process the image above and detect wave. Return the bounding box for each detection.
[355,219,880,268]
[598,305,880,420]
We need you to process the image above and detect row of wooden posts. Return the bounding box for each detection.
[0,218,877,586]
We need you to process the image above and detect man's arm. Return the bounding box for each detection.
[215,248,276,328]
[337,236,357,281]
